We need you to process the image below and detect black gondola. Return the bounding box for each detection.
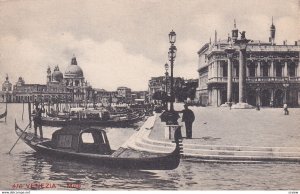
[0,106,7,120]
[15,120,182,170]
[41,112,145,127]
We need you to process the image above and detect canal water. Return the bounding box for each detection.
[0,103,299,190]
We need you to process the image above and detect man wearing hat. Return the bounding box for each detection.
[32,102,45,139]
[181,104,195,139]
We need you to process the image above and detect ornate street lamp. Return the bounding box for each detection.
[168,44,177,111]
[165,63,169,94]
[169,30,176,44]
[160,30,180,125]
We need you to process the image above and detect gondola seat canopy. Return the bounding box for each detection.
[51,126,111,155]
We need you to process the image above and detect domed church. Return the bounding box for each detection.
[46,56,91,103]
[64,56,85,87]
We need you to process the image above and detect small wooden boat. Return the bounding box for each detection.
[0,106,7,120]
[41,112,145,127]
[46,111,70,119]
[15,120,181,170]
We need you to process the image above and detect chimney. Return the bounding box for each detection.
[295,41,298,46]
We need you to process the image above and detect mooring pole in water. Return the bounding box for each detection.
[22,100,24,121]
[28,102,32,128]
[8,121,31,154]
[5,101,7,123]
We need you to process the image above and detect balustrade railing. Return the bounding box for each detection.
[207,76,300,83]
[246,76,300,82]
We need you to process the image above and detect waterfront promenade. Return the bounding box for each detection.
[124,104,300,162]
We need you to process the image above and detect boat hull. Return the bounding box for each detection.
[41,114,144,127]
[15,120,181,170]
[0,108,7,119]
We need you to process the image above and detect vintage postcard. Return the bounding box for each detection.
[0,0,299,192]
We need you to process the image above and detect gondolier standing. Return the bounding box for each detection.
[33,103,45,139]
[181,104,195,139]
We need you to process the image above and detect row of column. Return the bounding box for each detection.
[226,54,299,103]
[209,62,221,78]
[210,60,299,78]
[255,61,299,77]
[225,46,246,104]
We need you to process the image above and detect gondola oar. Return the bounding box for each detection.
[8,121,31,154]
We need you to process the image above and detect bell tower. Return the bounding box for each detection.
[47,66,51,83]
[232,19,239,43]
[269,17,276,45]
[71,55,77,65]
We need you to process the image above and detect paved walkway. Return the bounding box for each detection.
[125,104,300,162]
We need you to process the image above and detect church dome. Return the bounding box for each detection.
[52,66,63,82]
[64,57,84,78]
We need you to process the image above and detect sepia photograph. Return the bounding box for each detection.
[0,0,299,192]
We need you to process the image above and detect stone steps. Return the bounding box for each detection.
[182,153,300,162]
[182,143,300,153]
[124,114,300,162]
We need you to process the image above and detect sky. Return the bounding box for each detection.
[0,0,299,91]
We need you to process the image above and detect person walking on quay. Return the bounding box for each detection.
[283,103,289,115]
[256,103,260,111]
[33,103,45,139]
[181,104,195,139]
[228,101,232,110]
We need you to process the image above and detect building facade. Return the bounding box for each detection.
[0,75,13,102]
[1,56,92,103]
[148,76,184,102]
[196,21,300,107]
[117,86,132,103]
[93,89,119,105]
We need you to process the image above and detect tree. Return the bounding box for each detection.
[152,91,168,103]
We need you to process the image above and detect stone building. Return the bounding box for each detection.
[0,75,13,102]
[196,20,300,107]
[93,89,119,105]
[148,76,184,102]
[3,56,92,103]
[12,77,47,103]
[63,57,92,103]
[117,86,132,103]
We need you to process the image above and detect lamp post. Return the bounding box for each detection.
[168,30,177,111]
[165,63,169,94]
[160,30,180,125]
[164,63,169,110]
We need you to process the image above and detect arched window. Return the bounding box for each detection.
[288,62,296,77]
[261,61,269,77]
[222,61,228,77]
[233,61,239,77]
[248,62,256,77]
[275,62,282,77]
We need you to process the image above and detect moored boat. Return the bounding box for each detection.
[41,111,145,127]
[15,120,181,170]
[0,106,7,120]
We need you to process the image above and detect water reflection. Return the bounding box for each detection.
[18,151,178,190]
[1,103,300,190]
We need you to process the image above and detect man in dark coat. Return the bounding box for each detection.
[33,103,45,139]
[181,104,195,139]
